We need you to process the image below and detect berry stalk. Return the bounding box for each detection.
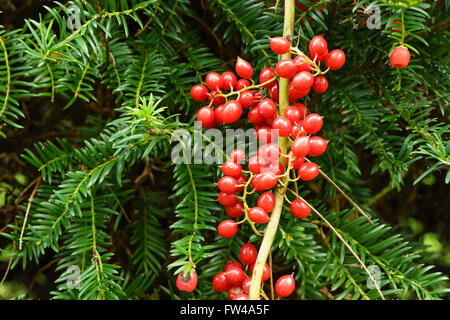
[248,0,295,300]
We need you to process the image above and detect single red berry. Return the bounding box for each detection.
[236,79,250,90]
[218,219,238,238]
[293,55,313,73]
[302,113,323,134]
[250,263,270,282]
[176,270,198,292]
[214,104,225,125]
[222,100,243,124]
[291,124,307,139]
[230,149,245,163]
[235,57,253,79]
[292,103,307,120]
[221,160,242,178]
[239,90,255,109]
[270,84,279,103]
[242,277,252,294]
[190,84,208,102]
[251,172,279,191]
[291,71,314,90]
[257,191,276,213]
[313,76,328,94]
[227,285,244,300]
[308,136,328,156]
[316,47,328,62]
[248,207,270,224]
[212,272,231,292]
[275,274,295,298]
[218,192,238,206]
[288,86,310,102]
[285,105,302,125]
[248,156,267,174]
[298,162,319,181]
[257,99,277,119]
[285,153,305,169]
[290,199,311,218]
[240,243,257,265]
[232,293,249,300]
[217,176,238,193]
[256,127,275,144]
[220,71,237,90]
[388,20,402,33]
[292,136,310,158]
[225,266,245,285]
[270,37,290,55]
[325,49,346,70]
[275,59,297,79]
[259,67,276,88]
[309,35,328,60]
[205,72,221,90]
[196,106,216,129]
[389,46,410,69]
[272,116,293,137]
[235,174,247,192]
[257,143,281,164]
[208,90,225,106]
[248,106,265,125]
[225,260,242,271]
[226,201,244,218]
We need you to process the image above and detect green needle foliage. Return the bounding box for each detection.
[0,0,448,300]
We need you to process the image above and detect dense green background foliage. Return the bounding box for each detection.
[0,0,448,300]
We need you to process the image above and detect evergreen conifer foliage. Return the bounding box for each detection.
[0,0,448,300]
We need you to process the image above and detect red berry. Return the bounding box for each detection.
[302,113,323,134]
[240,243,257,265]
[242,277,252,294]
[208,90,225,106]
[309,35,328,60]
[293,103,307,120]
[239,90,255,109]
[225,260,242,271]
[293,55,313,72]
[218,220,238,238]
[248,156,267,174]
[286,153,304,169]
[316,47,328,62]
[275,59,297,78]
[230,149,245,163]
[220,71,237,90]
[389,46,410,69]
[248,106,265,125]
[262,161,284,175]
[205,72,221,90]
[221,160,242,178]
[257,191,276,213]
[250,263,270,282]
[217,176,238,193]
[218,192,238,206]
[212,272,231,292]
[270,37,290,55]
[235,174,247,192]
[290,199,311,218]
[270,84,279,103]
[298,162,320,181]
[313,76,328,94]
[252,172,278,191]
[235,57,253,79]
[190,84,208,102]
[388,20,402,33]
[291,124,307,139]
[232,293,249,300]
[225,266,245,285]
[308,136,328,156]
[227,285,244,299]
[325,49,346,70]
[257,143,281,164]
[222,100,243,124]
[196,106,216,129]
[256,126,275,144]
[275,274,295,298]
[257,99,277,119]
[288,86,311,102]
[272,116,293,137]
[292,136,310,158]
[285,105,302,125]
[259,67,276,88]
[291,71,314,90]
[248,207,270,224]
[226,201,244,218]
[176,270,198,292]
[236,79,250,90]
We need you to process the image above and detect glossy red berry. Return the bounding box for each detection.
[196,106,216,129]
[176,270,198,292]
[292,136,310,158]
[227,285,244,299]
[232,293,249,300]
[298,162,320,181]
[325,49,346,70]
[302,113,323,134]
[309,35,328,60]
[221,160,242,178]
[270,37,290,55]
[205,72,221,90]
[257,99,277,119]
[236,79,250,90]
[242,277,252,294]
[217,176,238,193]
[235,57,253,79]
[248,106,265,125]
[389,46,410,69]
[256,127,275,144]
[220,71,237,90]
[218,192,238,206]
[257,191,276,213]
[240,243,257,265]
[291,71,314,90]
[250,263,270,282]
[218,220,238,238]
[288,86,310,102]
[257,143,281,164]
[263,161,284,176]
[225,266,246,285]
[293,103,307,120]
[275,274,295,298]
[270,84,279,103]
[248,156,267,174]
[226,201,244,218]
[290,199,311,218]
[239,90,255,108]
[225,260,242,271]
[259,67,276,88]
[252,172,278,191]
[222,100,243,124]
[208,90,225,106]
[313,76,328,94]
[248,207,270,224]
[308,136,328,156]
[212,272,231,292]
[230,149,245,163]
[272,116,293,137]
[275,59,297,79]
[293,55,313,73]
[190,84,208,102]
[285,105,302,125]
[291,124,307,139]
[235,174,247,192]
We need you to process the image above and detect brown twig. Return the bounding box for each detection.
[19,177,41,250]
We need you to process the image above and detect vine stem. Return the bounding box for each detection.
[248,0,295,300]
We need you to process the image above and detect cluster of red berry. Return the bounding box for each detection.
[211,243,295,300]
